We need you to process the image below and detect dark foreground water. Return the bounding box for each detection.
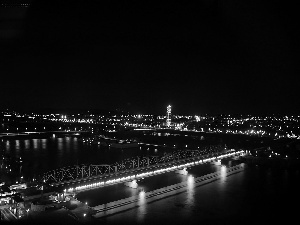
[99,164,300,225]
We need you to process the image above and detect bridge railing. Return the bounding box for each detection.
[57,150,246,193]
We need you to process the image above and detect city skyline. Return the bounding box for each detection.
[0,0,298,115]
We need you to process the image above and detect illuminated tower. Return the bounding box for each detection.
[166,105,171,127]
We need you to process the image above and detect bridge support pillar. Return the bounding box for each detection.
[175,167,188,175]
[232,155,240,160]
[211,159,221,166]
[124,180,138,189]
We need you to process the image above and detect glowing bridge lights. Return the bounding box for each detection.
[64,150,245,193]
[139,189,145,196]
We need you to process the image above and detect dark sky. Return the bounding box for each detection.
[0,0,298,115]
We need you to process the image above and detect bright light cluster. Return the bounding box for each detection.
[136,171,154,178]
[73,175,135,192]
[217,150,245,159]
[106,175,135,185]
[3,109,299,140]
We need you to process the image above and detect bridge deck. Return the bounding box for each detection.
[54,151,245,193]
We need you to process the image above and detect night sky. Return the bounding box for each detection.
[0,0,298,115]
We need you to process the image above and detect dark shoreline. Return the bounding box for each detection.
[241,155,300,168]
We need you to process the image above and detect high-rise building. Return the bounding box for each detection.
[166,105,171,127]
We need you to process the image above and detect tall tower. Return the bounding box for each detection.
[166,105,172,127]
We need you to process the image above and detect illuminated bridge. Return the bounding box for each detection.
[41,148,246,192]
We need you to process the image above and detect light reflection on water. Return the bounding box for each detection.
[32,139,38,150]
[219,165,227,183]
[137,191,146,223]
[6,140,10,148]
[186,175,195,207]
[24,140,30,149]
[66,137,70,153]
[15,140,20,148]
[73,137,79,151]
[15,140,20,157]
[41,139,47,150]
[57,138,63,151]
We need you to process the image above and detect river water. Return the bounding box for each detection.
[0,130,226,182]
[100,164,300,225]
[1,132,299,224]
[0,135,165,182]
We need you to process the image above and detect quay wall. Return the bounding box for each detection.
[22,191,56,201]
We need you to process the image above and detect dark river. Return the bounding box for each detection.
[0,135,162,182]
[100,164,300,225]
[0,130,221,182]
[1,131,299,224]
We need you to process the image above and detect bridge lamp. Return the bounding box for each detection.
[139,189,145,195]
